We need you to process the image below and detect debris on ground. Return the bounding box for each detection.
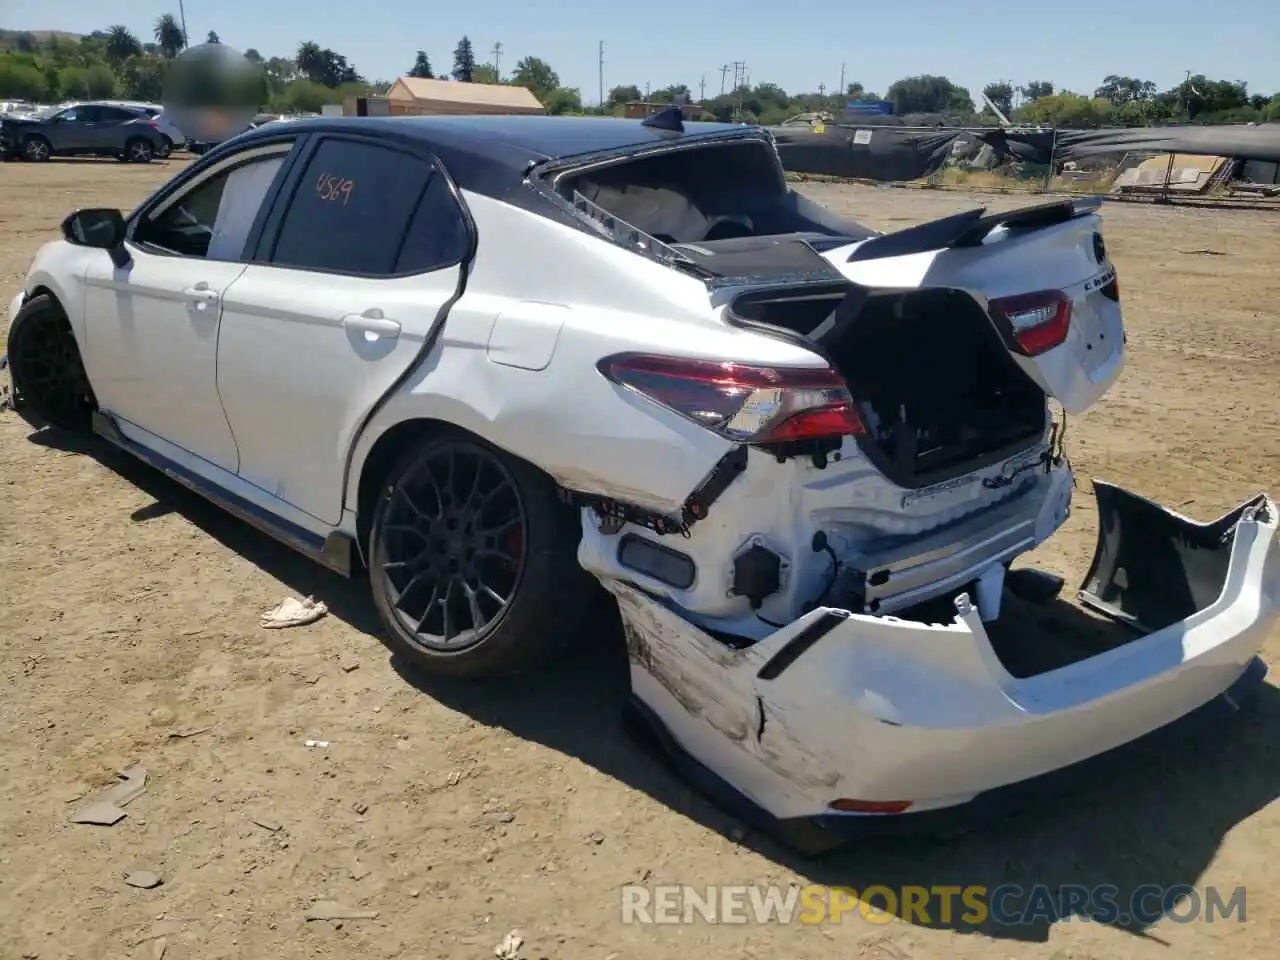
[260,596,328,629]
[69,766,147,826]
[495,930,524,959]
[249,815,282,833]
[166,726,210,739]
[302,901,380,922]
[350,859,371,881]
[304,739,329,749]
[124,870,163,889]
[352,801,369,815]
[339,656,360,673]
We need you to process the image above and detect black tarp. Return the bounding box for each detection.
[770,125,963,181]
[1053,125,1280,163]
[770,122,1280,182]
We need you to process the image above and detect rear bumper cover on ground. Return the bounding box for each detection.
[607,482,1278,854]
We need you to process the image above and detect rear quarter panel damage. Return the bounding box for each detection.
[346,190,826,517]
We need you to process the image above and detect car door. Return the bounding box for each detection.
[93,105,143,152]
[80,141,298,473]
[45,106,86,150]
[215,134,472,525]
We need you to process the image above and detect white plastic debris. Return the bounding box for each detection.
[304,739,329,748]
[260,595,328,629]
[494,931,523,959]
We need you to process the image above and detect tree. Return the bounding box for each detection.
[982,81,1013,115]
[1019,80,1054,102]
[886,75,971,114]
[119,54,166,100]
[244,48,263,63]
[608,84,641,105]
[471,62,499,84]
[153,14,185,59]
[543,87,582,115]
[452,36,475,82]
[1015,92,1112,128]
[104,25,142,65]
[295,41,325,84]
[409,50,433,79]
[511,56,559,101]
[1094,75,1156,106]
[206,31,220,44]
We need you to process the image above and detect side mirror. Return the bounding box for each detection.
[61,208,131,268]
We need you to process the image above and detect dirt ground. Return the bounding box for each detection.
[1,158,1277,960]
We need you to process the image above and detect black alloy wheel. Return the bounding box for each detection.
[368,432,594,677]
[6,294,96,432]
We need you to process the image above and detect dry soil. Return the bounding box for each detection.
[1,158,1278,960]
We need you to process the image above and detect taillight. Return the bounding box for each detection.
[598,353,865,444]
[989,290,1072,357]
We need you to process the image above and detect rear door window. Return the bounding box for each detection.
[267,138,445,276]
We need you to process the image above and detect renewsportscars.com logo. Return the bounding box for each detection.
[620,884,1247,927]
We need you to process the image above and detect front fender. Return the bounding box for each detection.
[12,240,99,349]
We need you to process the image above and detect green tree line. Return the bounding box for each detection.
[3,23,1279,127]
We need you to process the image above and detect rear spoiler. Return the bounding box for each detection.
[847,196,1103,263]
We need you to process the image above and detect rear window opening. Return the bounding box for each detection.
[732,285,1047,488]
[553,139,868,246]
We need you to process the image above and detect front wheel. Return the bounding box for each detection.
[5,293,96,432]
[156,136,173,159]
[23,135,51,162]
[367,432,594,678]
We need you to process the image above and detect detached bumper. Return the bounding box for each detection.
[610,484,1278,853]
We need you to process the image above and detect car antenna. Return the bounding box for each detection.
[641,104,685,133]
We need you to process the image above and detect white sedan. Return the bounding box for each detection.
[6,113,1277,854]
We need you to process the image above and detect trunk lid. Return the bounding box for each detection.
[815,197,1124,415]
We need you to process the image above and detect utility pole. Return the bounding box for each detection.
[177,0,189,47]
[491,41,503,79]
[598,41,605,107]
[719,64,730,96]
[699,74,706,102]
[839,62,846,96]
[731,61,747,118]
[644,81,650,100]
[818,82,826,97]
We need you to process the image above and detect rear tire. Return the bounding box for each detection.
[5,293,96,433]
[157,136,173,159]
[23,135,51,162]
[367,430,594,678]
[125,138,153,163]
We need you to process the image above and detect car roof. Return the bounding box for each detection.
[211,113,767,232]
[232,113,757,179]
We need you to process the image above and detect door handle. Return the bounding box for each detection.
[182,285,220,303]
[342,310,401,340]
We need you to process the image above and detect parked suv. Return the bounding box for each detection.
[92,100,188,157]
[0,102,168,163]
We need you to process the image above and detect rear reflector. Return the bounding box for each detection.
[829,798,914,814]
[598,353,865,444]
[989,290,1072,357]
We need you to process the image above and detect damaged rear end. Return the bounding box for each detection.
[609,486,1276,854]
[543,135,1275,851]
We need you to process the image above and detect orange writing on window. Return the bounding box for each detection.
[315,171,354,205]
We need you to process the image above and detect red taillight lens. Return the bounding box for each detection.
[989,290,1072,357]
[598,353,866,444]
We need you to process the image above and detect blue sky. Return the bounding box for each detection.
[9,0,1280,104]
